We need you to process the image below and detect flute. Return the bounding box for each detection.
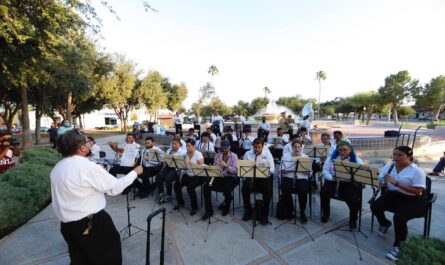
[368,161,395,204]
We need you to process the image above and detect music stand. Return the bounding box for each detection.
[162,154,189,225]
[238,160,270,239]
[120,190,147,241]
[323,160,379,261]
[303,145,329,215]
[191,165,229,242]
[201,151,216,165]
[274,157,315,241]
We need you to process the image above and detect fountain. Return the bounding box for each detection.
[249,100,299,123]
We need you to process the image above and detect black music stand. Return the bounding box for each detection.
[323,160,379,261]
[162,154,189,225]
[201,151,216,165]
[303,145,329,216]
[274,157,314,241]
[191,165,229,242]
[238,160,270,239]
[120,190,147,241]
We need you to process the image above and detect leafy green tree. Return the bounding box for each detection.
[138,71,168,120]
[276,95,314,114]
[201,97,231,118]
[413,76,445,120]
[349,91,383,125]
[248,97,269,117]
[161,78,188,111]
[378,70,419,124]
[315,70,327,119]
[192,82,215,119]
[233,100,250,117]
[100,55,138,132]
[208,65,219,93]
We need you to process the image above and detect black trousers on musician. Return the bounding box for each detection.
[371,191,427,247]
[60,210,121,265]
[174,174,205,210]
[320,180,362,223]
[242,177,273,216]
[281,178,309,214]
[139,166,161,192]
[155,167,178,196]
[203,177,239,214]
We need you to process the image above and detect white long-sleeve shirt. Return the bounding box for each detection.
[280,152,311,179]
[243,148,275,174]
[322,155,363,181]
[50,155,137,222]
[258,121,271,131]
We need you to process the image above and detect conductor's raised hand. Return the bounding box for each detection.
[133,166,143,175]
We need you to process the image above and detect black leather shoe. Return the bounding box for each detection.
[201,212,213,220]
[217,202,226,210]
[222,207,230,217]
[260,217,269,226]
[300,213,308,224]
[242,210,252,221]
[190,208,199,216]
[321,215,329,223]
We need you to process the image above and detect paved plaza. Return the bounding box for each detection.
[1,123,444,265]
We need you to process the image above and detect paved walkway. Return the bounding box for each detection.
[1,123,444,265]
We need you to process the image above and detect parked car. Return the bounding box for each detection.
[418,116,431,121]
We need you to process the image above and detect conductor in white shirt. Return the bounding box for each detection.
[50,129,143,265]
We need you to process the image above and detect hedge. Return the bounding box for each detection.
[0,147,61,237]
[398,236,445,265]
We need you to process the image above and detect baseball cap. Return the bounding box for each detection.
[220,140,230,150]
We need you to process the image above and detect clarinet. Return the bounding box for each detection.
[368,161,395,204]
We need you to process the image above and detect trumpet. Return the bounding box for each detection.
[368,161,395,204]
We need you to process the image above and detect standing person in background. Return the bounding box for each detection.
[211,110,224,135]
[300,115,311,130]
[51,129,143,265]
[258,117,271,142]
[58,119,72,136]
[48,124,58,149]
[174,112,183,134]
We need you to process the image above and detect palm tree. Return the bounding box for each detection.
[263,86,271,98]
[315,70,327,120]
[208,65,219,92]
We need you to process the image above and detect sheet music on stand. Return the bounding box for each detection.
[304,145,329,160]
[280,157,313,177]
[163,155,188,169]
[332,160,379,187]
[237,160,270,178]
[191,164,222,186]
[147,148,164,163]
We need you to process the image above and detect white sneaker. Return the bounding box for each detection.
[385,246,400,261]
[378,222,392,237]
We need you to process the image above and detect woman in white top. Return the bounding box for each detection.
[173,138,204,215]
[320,141,364,228]
[370,146,427,261]
[280,141,312,223]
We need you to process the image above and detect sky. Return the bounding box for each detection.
[92,0,445,109]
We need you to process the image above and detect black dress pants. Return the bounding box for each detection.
[174,174,205,210]
[242,177,273,216]
[60,210,121,265]
[203,177,239,214]
[140,166,160,192]
[281,177,309,214]
[320,180,362,222]
[371,191,427,247]
[155,167,178,196]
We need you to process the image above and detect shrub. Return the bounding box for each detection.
[0,147,60,238]
[398,236,445,265]
[426,123,436,129]
[19,147,61,166]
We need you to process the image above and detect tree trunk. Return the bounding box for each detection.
[35,103,42,145]
[20,86,32,149]
[79,115,83,129]
[366,108,373,125]
[392,105,399,124]
[66,92,73,124]
[433,104,444,121]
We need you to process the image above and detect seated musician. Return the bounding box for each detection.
[137,136,163,198]
[206,127,217,144]
[240,131,254,157]
[241,138,275,225]
[173,139,205,215]
[331,130,350,149]
[186,128,197,141]
[108,133,140,177]
[283,134,302,156]
[201,140,239,220]
[155,139,186,203]
[370,146,426,261]
[320,132,335,154]
[258,117,271,142]
[297,127,312,145]
[195,132,215,153]
[227,127,238,141]
[280,140,311,223]
[86,137,101,160]
[169,132,186,151]
[320,141,364,229]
